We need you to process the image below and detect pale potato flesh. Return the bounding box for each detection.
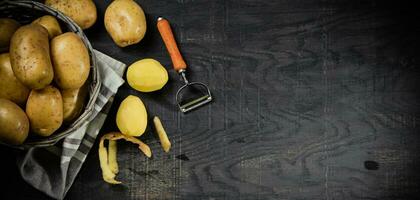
[116,95,147,137]
[127,59,168,92]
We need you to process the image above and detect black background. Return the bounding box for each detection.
[1,0,420,199]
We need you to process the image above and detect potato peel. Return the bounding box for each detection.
[99,136,121,184]
[153,116,171,152]
[108,140,119,174]
[99,132,152,184]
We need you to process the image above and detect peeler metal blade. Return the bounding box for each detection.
[176,81,213,113]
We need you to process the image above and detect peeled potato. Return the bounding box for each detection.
[32,15,62,39]
[104,0,146,47]
[127,59,168,92]
[116,95,147,137]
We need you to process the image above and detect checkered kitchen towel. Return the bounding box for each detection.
[16,50,126,200]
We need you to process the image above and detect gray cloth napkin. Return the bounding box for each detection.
[16,50,126,200]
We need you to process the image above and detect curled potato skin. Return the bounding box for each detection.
[99,136,121,184]
[108,140,119,174]
[98,132,152,184]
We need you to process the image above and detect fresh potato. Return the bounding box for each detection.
[104,0,147,47]
[127,59,168,92]
[116,95,147,137]
[51,32,90,89]
[0,53,29,106]
[0,98,29,145]
[61,83,88,124]
[26,85,63,137]
[32,15,62,39]
[0,18,20,52]
[45,0,97,29]
[10,24,54,89]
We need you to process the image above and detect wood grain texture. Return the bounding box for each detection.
[1,0,420,199]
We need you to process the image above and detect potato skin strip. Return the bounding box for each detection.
[99,136,121,184]
[99,132,152,184]
[108,140,119,174]
[153,116,171,153]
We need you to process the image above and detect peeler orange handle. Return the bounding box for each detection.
[157,17,187,72]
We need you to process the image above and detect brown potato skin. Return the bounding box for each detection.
[45,0,97,29]
[0,53,29,106]
[0,18,20,52]
[10,24,54,90]
[51,32,90,89]
[0,98,29,145]
[104,0,147,47]
[26,85,63,137]
[32,15,63,39]
[61,83,88,124]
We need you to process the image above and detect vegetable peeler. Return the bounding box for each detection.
[157,17,212,113]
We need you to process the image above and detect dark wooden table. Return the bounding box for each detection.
[1,0,420,199]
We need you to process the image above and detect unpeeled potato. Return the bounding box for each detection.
[61,83,88,124]
[51,32,90,89]
[116,95,147,137]
[10,24,54,89]
[32,15,62,39]
[127,59,168,92]
[26,85,63,137]
[104,0,147,47]
[45,0,97,29]
[0,98,29,145]
[0,53,29,106]
[0,18,20,52]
